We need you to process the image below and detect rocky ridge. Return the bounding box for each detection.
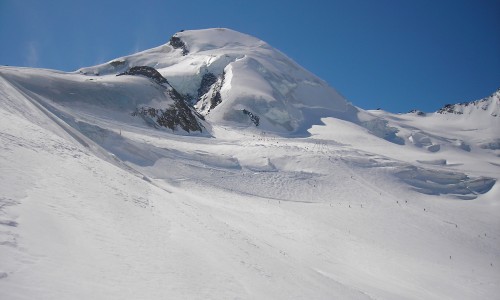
[118,65,204,132]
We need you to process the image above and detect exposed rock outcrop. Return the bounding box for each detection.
[197,73,218,99]
[131,99,204,133]
[437,104,463,115]
[117,66,169,86]
[119,66,204,133]
[195,72,225,115]
[169,35,188,55]
[242,109,260,126]
[408,109,426,116]
[437,89,499,117]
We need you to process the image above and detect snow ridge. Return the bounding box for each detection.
[437,89,500,117]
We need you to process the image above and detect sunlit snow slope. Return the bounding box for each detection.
[0,28,499,300]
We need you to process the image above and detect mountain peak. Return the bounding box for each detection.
[436,89,500,117]
[78,28,350,135]
[172,28,267,53]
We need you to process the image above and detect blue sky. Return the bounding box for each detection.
[1,0,499,113]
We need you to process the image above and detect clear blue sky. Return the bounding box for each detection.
[1,0,499,113]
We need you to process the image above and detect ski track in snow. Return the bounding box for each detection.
[1,50,500,299]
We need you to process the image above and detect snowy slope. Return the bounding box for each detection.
[1,28,500,299]
[361,89,500,164]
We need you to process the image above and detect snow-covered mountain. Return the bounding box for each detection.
[0,28,499,299]
[78,28,354,134]
[437,88,500,117]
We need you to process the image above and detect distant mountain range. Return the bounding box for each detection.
[436,88,499,117]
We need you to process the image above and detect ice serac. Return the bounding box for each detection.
[79,28,354,135]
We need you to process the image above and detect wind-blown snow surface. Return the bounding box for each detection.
[1,29,499,299]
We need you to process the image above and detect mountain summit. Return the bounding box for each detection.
[79,28,351,134]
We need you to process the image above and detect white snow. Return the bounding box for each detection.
[1,28,499,299]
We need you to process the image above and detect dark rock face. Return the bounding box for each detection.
[198,73,218,99]
[132,98,204,133]
[437,104,463,115]
[169,36,184,48]
[169,35,189,55]
[195,72,226,114]
[117,66,169,86]
[242,109,260,126]
[207,73,225,112]
[408,109,426,116]
[119,66,204,133]
[210,91,223,111]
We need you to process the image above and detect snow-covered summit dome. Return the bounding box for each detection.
[78,28,353,135]
[174,28,269,52]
